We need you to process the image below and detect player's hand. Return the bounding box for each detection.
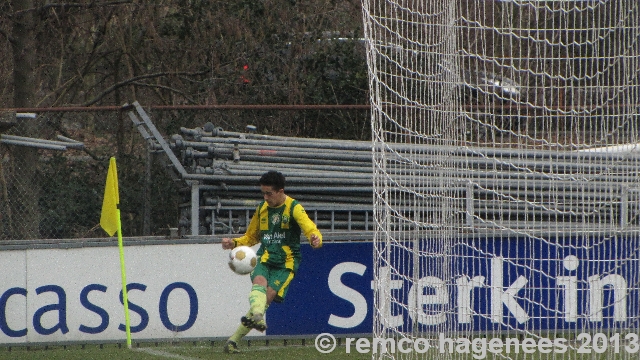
[310,234,322,249]
[221,238,235,250]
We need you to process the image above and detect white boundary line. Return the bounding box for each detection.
[134,344,310,358]
[134,347,201,360]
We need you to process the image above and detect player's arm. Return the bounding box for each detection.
[293,204,322,248]
[221,210,260,249]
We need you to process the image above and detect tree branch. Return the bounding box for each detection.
[36,75,80,107]
[82,70,210,106]
[44,116,103,161]
[0,28,16,46]
[15,1,134,15]
[130,82,198,104]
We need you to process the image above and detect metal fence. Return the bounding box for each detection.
[0,104,370,240]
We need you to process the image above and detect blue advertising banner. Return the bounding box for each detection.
[266,236,640,335]
[266,242,374,335]
[446,236,640,332]
[2,236,639,343]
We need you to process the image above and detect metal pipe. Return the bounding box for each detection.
[208,154,370,167]
[204,160,373,174]
[197,184,374,194]
[204,193,371,205]
[0,139,68,151]
[128,101,190,177]
[180,126,365,143]
[197,135,373,151]
[192,165,640,185]
[176,137,640,174]
[179,125,640,162]
[182,172,375,185]
[176,135,373,154]
[194,167,373,180]
[185,166,632,190]
[1,134,84,149]
[198,201,374,211]
[174,140,373,162]
[56,135,83,144]
[198,157,640,181]
[183,149,372,167]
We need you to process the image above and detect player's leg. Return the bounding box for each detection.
[249,271,269,319]
[247,275,268,331]
[250,275,268,316]
[224,322,250,353]
[224,264,270,352]
[243,263,270,331]
[224,303,270,353]
[244,287,276,333]
[251,268,295,331]
[266,286,277,305]
[243,265,295,332]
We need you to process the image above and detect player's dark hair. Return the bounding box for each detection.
[259,170,285,190]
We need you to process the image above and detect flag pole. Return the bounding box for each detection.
[100,157,132,348]
[117,208,132,349]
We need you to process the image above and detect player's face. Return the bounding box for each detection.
[261,185,285,207]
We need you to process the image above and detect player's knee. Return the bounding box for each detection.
[252,275,267,283]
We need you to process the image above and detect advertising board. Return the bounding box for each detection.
[1,236,639,343]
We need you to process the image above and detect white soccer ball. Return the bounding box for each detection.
[228,246,257,275]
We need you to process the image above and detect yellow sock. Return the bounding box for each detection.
[249,284,267,315]
[229,323,251,343]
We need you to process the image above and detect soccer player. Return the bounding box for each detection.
[221,170,322,353]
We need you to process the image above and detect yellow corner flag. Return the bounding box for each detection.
[100,157,120,236]
[99,157,132,349]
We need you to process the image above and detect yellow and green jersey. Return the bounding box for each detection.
[233,196,322,273]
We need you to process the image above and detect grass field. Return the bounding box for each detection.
[0,339,371,360]
[0,339,632,360]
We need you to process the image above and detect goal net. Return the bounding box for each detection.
[363,0,640,358]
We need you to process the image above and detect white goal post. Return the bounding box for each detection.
[363,0,640,358]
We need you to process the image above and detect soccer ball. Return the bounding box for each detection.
[228,246,257,275]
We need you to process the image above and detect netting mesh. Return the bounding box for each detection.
[364,0,640,358]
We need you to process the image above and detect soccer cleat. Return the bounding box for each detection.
[250,313,267,332]
[240,313,267,332]
[240,315,254,328]
[223,340,240,354]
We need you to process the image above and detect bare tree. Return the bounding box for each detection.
[0,0,367,239]
[7,0,40,239]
